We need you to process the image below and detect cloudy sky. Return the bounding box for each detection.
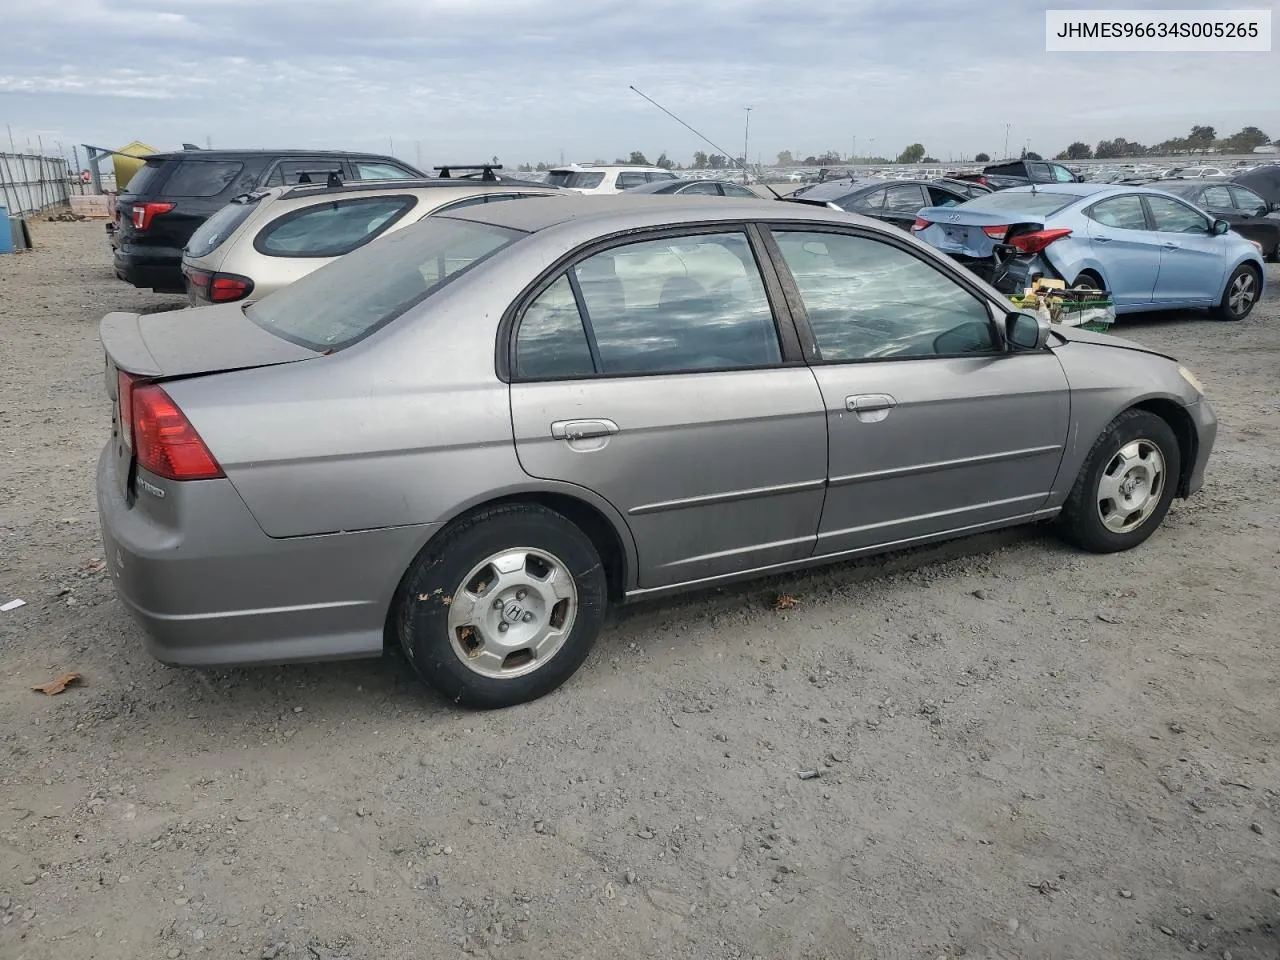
[2,0,1277,169]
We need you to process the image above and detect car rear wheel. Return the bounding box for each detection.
[397,504,607,709]
[1056,409,1181,553]
[1213,263,1260,321]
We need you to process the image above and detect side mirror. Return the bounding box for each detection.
[1005,310,1050,350]
[1211,218,1231,236]
[1270,201,1280,213]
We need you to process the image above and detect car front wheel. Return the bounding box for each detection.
[1056,409,1181,553]
[397,504,607,709]
[1213,263,1260,321]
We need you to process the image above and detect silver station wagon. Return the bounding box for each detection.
[99,196,1216,708]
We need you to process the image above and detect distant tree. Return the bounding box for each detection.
[776,149,795,166]
[974,152,990,162]
[921,156,939,164]
[896,143,925,164]
[708,154,727,169]
[1054,151,1069,160]
[535,161,548,172]
[1188,125,1216,148]
[517,163,532,172]
[815,150,841,165]
[628,150,649,165]
[1025,151,1043,161]
[692,150,708,169]
[1065,141,1093,160]
[1218,126,1270,153]
[655,152,674,170]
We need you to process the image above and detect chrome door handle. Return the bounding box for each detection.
[846,394,896,423]
[551,418,619,440]
[846,394,896,412]
[1162,241,1180,249]
[1094,235,1112,243]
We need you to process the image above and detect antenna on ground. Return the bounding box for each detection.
[628,85,782,200]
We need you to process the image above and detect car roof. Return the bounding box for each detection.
[549,164,672,173]
[248,179,560,213]
[141,149,407,162]
[999,182,1113,198]
[435,194,861,234]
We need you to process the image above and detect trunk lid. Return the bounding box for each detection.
[100,304,318,379]
[101,305,319,499]
[914,205,1042,258]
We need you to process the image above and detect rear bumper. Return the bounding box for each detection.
[97,444,440,667]
[1184,398,1217,497]
[949,252,1061,293]
[113,244,185,292]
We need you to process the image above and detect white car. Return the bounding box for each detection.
[546,164,678,195]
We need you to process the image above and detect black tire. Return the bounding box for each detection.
[1074,269,1106,292]
[397,503,607,709]
[1212,263,1261,321]
[1056,409,1181,554]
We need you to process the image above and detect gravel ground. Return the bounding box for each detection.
[2,221,1279,960]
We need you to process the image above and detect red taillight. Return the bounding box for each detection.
[185,269,252,303]
[911,217,931,231]
[1008,228,1072,255]
[982,224,1010,239]
[131,384,224,481]
[976,176,988,185]
[117,371,137,451]
[210,274,253,303]
[131,201,174,230]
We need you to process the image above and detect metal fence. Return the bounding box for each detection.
[0,152,71,216]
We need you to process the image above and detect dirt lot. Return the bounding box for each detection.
[2,221,1278,960]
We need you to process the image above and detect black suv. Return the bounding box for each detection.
[109,149,424,292]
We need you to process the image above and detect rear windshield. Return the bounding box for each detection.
[161,160,245,197]
[958,191,1077,216]
[246,217,522,350]
[547,170,605,189]
[123,160,167,196]
[185,199,258,257]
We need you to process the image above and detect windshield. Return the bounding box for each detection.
[957,191,1078,216]
[547,170,605,189]
[247,218,522,350]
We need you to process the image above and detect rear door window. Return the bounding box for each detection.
[1199,185,1233,209]
[121,160,168,196]
[680,181,721,196]
[616,172,649,190]
[883,184,928,214]
[847,188,886,214]
[1087,195,1148,230]
[266,160,345,187]
[720,183,756,198]
[1051,164,1076,182]
[162,161,245,197]
[254,196,416,258]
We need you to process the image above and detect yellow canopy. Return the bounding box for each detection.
[112,141,159,189]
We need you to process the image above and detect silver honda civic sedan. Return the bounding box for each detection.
[98,196,1217,708]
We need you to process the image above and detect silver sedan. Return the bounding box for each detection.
[98,196,1217,708]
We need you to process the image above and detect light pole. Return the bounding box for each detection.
[1004,123,1011,158]
[852,135,857,164]
[743,106,752,182]
[869,138,876,162]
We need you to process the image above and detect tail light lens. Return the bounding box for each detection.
[911,217,931,231]
[131,201,174,230]
[1008,228,1072,255]
[185,269,253,303]
[981,224,1010,239]
[131,384,224,481]
[117,370,137,451]
[976,176,988,185]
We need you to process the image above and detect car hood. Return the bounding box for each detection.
[1049,323,1175,361]
[100,303,319,379]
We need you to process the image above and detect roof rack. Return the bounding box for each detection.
[434,163,502,181]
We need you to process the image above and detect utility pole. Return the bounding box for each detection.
[1004,124,1011,158]
[852,135,857,164]
[743,106,752,182]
